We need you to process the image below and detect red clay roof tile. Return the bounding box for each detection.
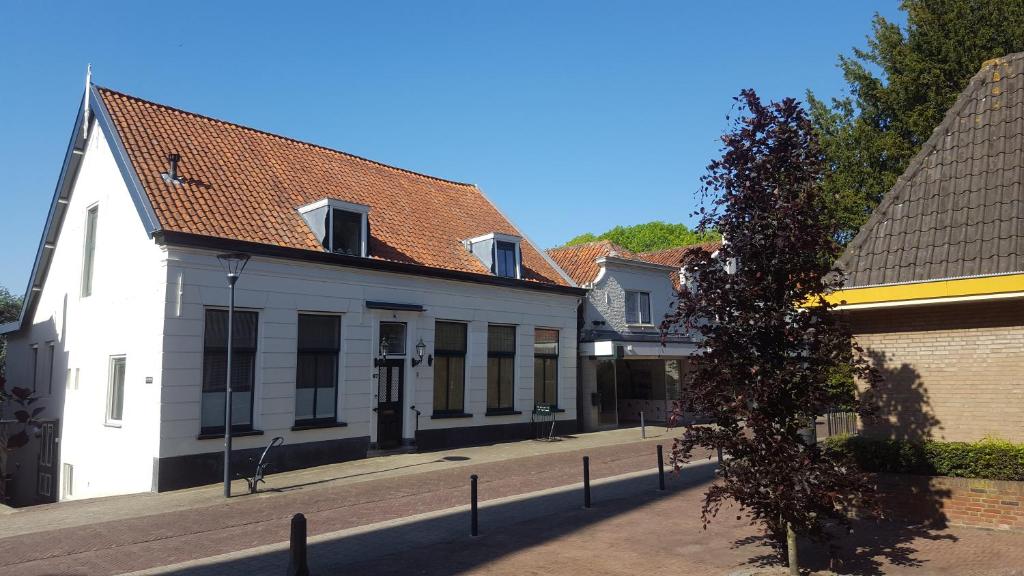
[95,87,569,286]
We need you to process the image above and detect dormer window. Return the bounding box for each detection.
[464,233,522,279]
[298,199,370,257]
[495,241,518,278]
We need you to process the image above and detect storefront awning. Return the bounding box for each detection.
[581,340,697,358]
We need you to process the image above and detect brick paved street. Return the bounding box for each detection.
[1,428,1023,575]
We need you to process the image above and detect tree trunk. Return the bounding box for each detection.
[787,521,799,575]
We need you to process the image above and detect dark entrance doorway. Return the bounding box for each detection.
[376,359,404,449]
[36,419,59,504]
[596,360,618,426]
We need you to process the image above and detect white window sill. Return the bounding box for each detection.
[626,323,657,330]
[104,421,123,428]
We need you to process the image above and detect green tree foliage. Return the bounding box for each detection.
[809,0,1024,242]
[0,286,22,376]
[561,221,719,252]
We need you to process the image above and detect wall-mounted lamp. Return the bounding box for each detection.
[411,338,432,367]
[375,336,389,367]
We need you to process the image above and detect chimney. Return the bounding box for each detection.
[163,153,182,184]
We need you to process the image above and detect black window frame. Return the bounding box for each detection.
[330,208,364,256]
[294,313,341,427]
[487,324,516,413]
[432,321,468,415]
[494,241,518,279]
[533,328,559,408]
[201,308,259,435]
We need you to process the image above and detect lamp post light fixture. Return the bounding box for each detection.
[216,252,250,498]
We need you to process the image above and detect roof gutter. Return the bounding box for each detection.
[155,231,587,297]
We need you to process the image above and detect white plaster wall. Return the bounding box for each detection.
[160,248,579,458]
[4,121,166,502]
[585,262,678,335]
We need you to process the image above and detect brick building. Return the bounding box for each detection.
[831,54,1024,443]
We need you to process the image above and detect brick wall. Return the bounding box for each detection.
[845,299,1024,443]
[876,473,1024,531]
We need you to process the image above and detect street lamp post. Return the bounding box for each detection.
[217,252,250,498]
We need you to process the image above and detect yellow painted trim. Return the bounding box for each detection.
[825,273,1024,306]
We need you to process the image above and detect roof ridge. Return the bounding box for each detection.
[836,53,1009,272]
[547,238,618,252]
[93,85,477,189]
[639,240,721,256]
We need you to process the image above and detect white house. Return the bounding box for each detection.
[547,240,718,431]
[1,84,583,505]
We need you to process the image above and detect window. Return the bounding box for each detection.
[534,329,558,407]
[495,241,518,278]
[297,199,369,257]
[47,342,55,395]
[106,356,126,424]
[82,205,98,297]
[31,344,38,392]
[433,322,467,414]
[201,309,258,434]
[295,314,340,425]
[62,463,74,499]
[331,209,363,256]
[487,325,516,412]
[465,233,522,279]
[625,290,652,324]
[379,322,406,356]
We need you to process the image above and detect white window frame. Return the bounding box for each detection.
[625,290,652,325]
[81,203,99,297]
[106,355,126,426]
[298,198,370,257]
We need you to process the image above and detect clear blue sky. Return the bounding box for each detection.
[0,1,903,293]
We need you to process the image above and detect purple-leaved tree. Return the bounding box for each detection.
[663,90,880,573]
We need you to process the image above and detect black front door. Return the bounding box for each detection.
[376,359,404,449]
[36,420,59,504]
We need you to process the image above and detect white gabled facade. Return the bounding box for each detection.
[4,119,167,503]
[2,90,581,505]
[573,256,697,432]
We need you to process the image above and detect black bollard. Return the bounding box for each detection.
[287,513,310,576]
[657,444,665,491]
[583,456,592,509]
[470,474,479,537]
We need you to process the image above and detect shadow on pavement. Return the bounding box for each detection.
[265,455,474,493]
[152,461,720,576]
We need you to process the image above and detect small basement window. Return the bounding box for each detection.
[464,233,522,279]
[298,199,370,257]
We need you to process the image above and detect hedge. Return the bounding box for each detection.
[823,435,1024,481]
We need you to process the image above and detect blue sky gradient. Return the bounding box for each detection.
[0,1,903,292]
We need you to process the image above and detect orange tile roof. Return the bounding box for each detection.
[548,240,721,289]
[95,87,570,287]
[638,241,722,267]
[546,240,641,285]
[640,242,721,290]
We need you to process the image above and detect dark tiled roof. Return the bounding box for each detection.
[837,53,1024,288]
[95,87,570,286]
